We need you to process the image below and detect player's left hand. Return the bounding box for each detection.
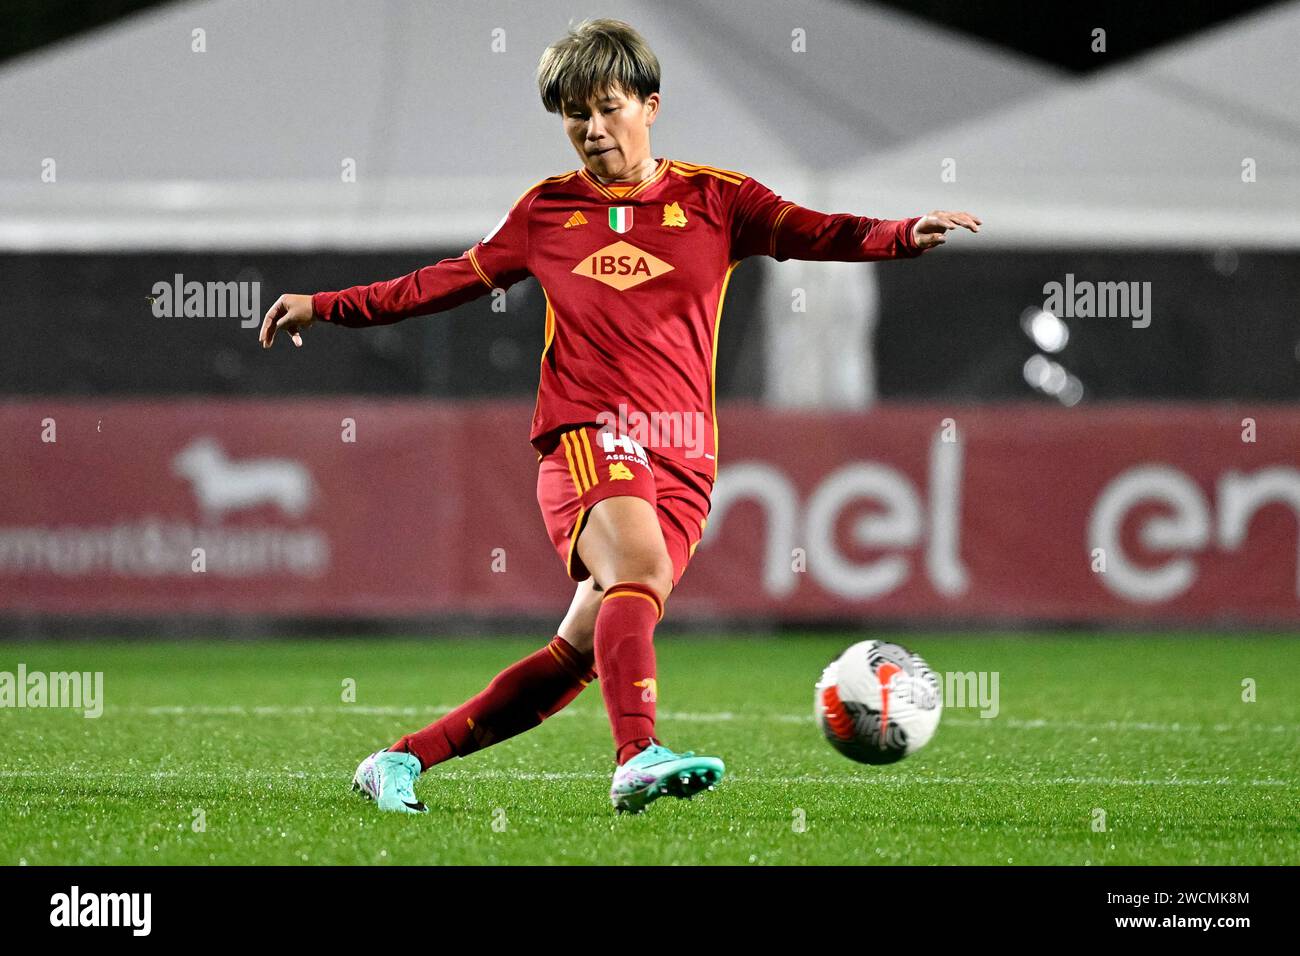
[912,210,981,250]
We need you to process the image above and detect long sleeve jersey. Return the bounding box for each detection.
[312,158,924,480]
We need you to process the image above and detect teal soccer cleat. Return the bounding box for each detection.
[351,750,428,814]
[610,743,725,814]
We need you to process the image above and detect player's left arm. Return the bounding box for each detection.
[729,175,979,261]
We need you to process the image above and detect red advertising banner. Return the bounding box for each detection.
[3,399,1298,624]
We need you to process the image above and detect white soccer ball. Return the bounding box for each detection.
[814,640,942,764]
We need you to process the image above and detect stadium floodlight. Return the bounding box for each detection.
[1020,306,1069,354]
[1023,354,1085,406]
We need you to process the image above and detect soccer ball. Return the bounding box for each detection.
[815,640,942,764]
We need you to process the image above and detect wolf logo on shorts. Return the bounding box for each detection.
[536,424,712,586]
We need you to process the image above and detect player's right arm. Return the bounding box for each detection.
[259,190,533,349]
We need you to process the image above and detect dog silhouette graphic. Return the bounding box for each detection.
[172,437,315,521]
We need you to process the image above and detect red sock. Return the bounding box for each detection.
[389,636,596,771]
[593,582,665,764]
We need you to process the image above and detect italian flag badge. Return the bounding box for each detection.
[608,206,634,234]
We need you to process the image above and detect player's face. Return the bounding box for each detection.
[563,87,659,182]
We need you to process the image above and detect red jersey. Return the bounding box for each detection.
[312,158,923,479]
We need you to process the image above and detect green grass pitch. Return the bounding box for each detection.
[1,634,1296,865]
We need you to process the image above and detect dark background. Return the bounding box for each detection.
[6,248,1296,401]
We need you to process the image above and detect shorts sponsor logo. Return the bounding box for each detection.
[596,405,707,460]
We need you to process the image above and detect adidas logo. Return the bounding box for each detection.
[563,211,588,229]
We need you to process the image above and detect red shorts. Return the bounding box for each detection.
[536,425,714,587]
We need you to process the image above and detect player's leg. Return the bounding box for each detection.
[555,576,602,655]
[577,485,723,813]
[576,494,672,766]
[385,582,600,767]
[353,582,602,813]
[539,424,721,811]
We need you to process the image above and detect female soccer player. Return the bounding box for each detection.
[259,18,980,814]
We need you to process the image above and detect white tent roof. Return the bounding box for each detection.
[0,0,1061,250]
[828,3,1300,248]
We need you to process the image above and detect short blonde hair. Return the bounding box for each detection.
[537,18,661,115]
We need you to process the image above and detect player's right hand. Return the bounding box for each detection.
[259,293,315,349]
